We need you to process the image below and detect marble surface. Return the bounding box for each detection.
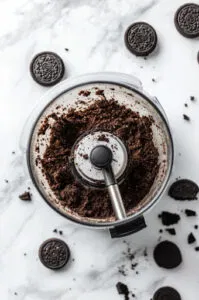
[1,0,199,299]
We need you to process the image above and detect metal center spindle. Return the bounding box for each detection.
[90,145,126,220]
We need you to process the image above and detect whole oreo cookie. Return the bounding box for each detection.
[174,3,199,38]
[39,238,70,270]
[124,22,157,56]
[153,286,181,300]
[30,51,65,86]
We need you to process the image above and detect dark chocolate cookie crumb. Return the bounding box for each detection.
[53,229,58,233]
[131,263,138,270]
[4,179,9,183]
[152,78,156,82]
[14,292,18,296]
[153,286,181,300]
[143,248,148,257]
[184,103,188,107]
[195,247,199,251]
[190,96,195,101]
[12,151,15,154]
[185,209,197,217]
[118,265,127,276]
[153,241,182,269]
[65,48,69,51]
[39,238,70,270]
[188,232,196,244]
[166,228,176,235]
[24,253,27,256]
[19,192,31,201]
[116,282,129,300]
[168,179,199,200]
[59,230,63,235]
[195,225,198,229]
[135,271,139,275]
[159,229,163,233]
[78,90,91,97]
[83,154,88,160]
[159,211,180,226]
[97,134,109,142]
[183,114,190,121]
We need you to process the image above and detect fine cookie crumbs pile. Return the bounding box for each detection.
[38,93,159,219]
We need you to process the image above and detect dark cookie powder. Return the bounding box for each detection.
[39,98,159,219]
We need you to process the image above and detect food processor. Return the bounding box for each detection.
[22,72,173,238]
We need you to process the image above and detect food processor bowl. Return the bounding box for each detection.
[23,72,173,238]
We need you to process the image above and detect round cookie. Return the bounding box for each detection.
[39,238,70,270]
[168,179,199,200]
[30,51,65,86]
[153,241,182,269]
[153,286,181,300]
[124,22,157,56]
[174,3,199,38]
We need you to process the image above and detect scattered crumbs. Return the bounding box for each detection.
[118,265,127,276]
[165,228,176,235]
[135,271,139,275]
[116,282,129,300]
[190,96,195,101]
[144,57,147,60]
[65,48,69,51]
[19,192,31,201]
[59,230,63,235]
[4,179,9,183]
[159,211,180,226]
[195,225,198,229]
[140,66,143,69]
[78,90,91,97]
[195,247,199,251]
[183,114,190,121]
[159,229,163,233]
[24,253,27,256]
[95,89,104,96]
[53,229,58,233]
[83,154,89,160]
[143,248,148,257]
[72,258,75,262]
[132,293,136,298]
[97,134,109,142]
[73,278,76,281]
[184,103,188,107]
[188,232,196,244]
[152,78,156,82]
[14,292,18,296]
[185,209,197,217]
[27,187,31,190]
[131,263,138,270]
[12,151,15,154]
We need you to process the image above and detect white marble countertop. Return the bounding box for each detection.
[1,0,199,299]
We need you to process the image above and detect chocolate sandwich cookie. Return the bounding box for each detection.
[174,3,199,38]
[39,238,70,270]
[168,179,199,200]
[30,52,65,86]
[153,286,181,300]
[153,241,182,269]
[124,22,157,56]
